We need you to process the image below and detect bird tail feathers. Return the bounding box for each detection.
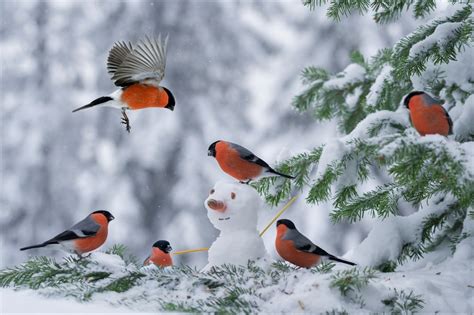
[20,240,58,251]
[72,96,113,112]
[328,255,356,266]
[269,169,295,180]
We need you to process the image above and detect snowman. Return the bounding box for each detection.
[203,181,268,269]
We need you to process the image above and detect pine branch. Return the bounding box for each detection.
[330,267,377,296]
[382,288,425,313]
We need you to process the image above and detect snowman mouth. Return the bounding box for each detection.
[218,217,231,221]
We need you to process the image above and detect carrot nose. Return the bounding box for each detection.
[207,199,226,212]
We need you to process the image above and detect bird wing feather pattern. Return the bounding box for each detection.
[48,216,101,242]
[109,34,169,87]
[286,229,330,256]
[229,142,271,169]
[107,40,134,80]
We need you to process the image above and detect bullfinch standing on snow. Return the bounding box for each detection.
[20,210,114,257]
[207,140,295,183]
[72,35,175,133]
[275,219,356,268]
[143,240,173,267]
[403,91,453,136]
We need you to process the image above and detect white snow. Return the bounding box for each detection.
[323,64,366,89]
[366,65,393,107]
[346,194,456,266]
[409,22,464,59]
[453,94,474,141]
[203,181,268,269]
[2,249,473,313]
[0,288,131,313]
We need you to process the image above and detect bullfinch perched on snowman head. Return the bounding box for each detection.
[72,35,175,133]
[403,91,453,136]
[20,210,114,257]
[143,240,173,267]
[207,140,295,183]
[275,219,356,268]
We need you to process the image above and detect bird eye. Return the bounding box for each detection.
[231,192,236,199]
[210,189,215,195]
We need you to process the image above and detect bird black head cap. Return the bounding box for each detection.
[92,210,115,222]
[277,219,296,229]
[153,240,172,253]
[403,91,425,108]
[208,140,221,157]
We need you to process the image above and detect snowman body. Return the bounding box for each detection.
[204,181,267,269]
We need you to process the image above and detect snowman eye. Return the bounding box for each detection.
[210,189,215,195]
[231,192,236,199]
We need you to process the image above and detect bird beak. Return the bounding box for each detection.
[166,245,173,253]
[110,215,115,221]
[207,150,212,156]
[166,104,174,111]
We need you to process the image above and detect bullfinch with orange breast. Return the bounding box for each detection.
[20,210,114,257]
[72,35,175,133]
[207,140,295,183]
[143,240,173,267]
[275,219,356,268]
[403,91,453,136]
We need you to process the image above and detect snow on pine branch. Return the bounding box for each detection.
[294,5,472,135]
[2,246,473,313]
[394,5,473,79]
[256,108,474,266]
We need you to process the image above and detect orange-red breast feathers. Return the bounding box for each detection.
[145,248,173,267]
[275,224,320,268]
[73,213,109,254]
[214,141,263,181]
[407,94,451,136]
[121,84,169,110]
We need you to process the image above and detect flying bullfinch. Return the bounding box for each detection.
[72,35,175,133]
[20,210,114,256]
[143,240,173,267]
[275,219,356,268]
[403,91,453,136]
[207,140,295,183]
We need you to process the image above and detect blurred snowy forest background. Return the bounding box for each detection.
[1,0,437,268]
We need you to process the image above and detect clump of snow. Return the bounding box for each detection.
[343,109,409,142]
[453,95,474,141]
[345,194,456,266]
[323,63,366,89]
[409,22,464,59]
[345,86,363,110]
[203,181,268,269]
[366,65,393,107]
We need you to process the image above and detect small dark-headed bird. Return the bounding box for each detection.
[403,91,453,136]
[72,35,175,132]
[275,219,356,268]
[208,140,295,183]
[143,240,173,267]
[20,210,114,257]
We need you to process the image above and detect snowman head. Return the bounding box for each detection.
[205,181,261,232]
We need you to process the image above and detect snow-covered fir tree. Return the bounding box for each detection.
[1,1,473,313]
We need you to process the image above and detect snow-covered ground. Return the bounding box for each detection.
[1,249,472,313]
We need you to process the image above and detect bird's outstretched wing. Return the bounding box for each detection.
[229,142,271,169]
[108,35,169,87]
[107,41,133,79]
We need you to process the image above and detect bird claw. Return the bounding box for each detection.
[121,110,131,133]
